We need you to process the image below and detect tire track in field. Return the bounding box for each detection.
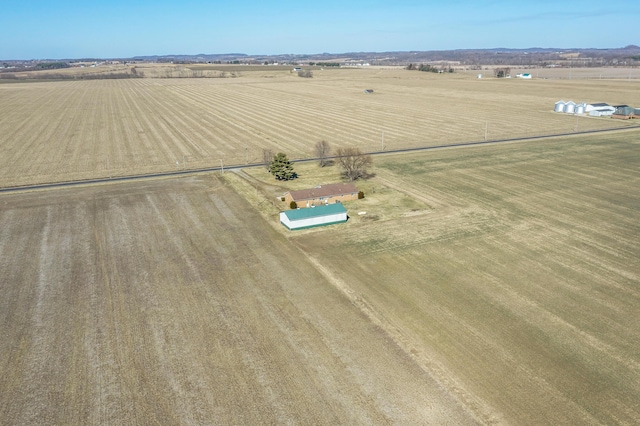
[300,251,497,425]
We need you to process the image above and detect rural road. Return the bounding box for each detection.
[1,125,638,194]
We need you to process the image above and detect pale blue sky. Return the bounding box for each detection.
[1,0,636,59]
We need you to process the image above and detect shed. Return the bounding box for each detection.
[589,108,614,117]
[280,204,348,230]
[612,105,635,118]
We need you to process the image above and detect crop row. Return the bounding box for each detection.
[0,74,637,186]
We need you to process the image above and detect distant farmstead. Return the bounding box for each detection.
[284,183,359,207]
[555,101,617,116]
[280,204,348,230]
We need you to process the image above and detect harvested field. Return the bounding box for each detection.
[0,175,476,425]
[292,131,640,424]
[2,66,640,424]
[1,68,639,187]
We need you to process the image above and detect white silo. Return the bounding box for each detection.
[554,100,566,112]
[575,103,586,114]
[565,101,576,114]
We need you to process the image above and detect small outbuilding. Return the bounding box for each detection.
[280,204,348,230]
[589,108,615,117]
[612,105,636,119]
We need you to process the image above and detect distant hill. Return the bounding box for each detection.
[3,46,639,68]
[127,46,640,67]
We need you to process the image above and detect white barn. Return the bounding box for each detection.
[586,103,615,116]
[586,103,613,112]
[280,204,348,231]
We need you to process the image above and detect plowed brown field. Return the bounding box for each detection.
[1,68,639,187]
[292,132,640,424]
[0,175,477,424]
[1,68,639,425]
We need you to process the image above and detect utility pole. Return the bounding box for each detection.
[220,159,224,174]
[484,122,488,141]
[245,146,248,164]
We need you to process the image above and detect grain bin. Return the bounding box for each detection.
[554,100,566,113]
[575,103,586,114]
[565,101,576,114]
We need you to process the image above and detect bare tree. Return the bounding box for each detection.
[262,148,273,171]
[314,140,331,167]
[494,67,511,78]
[335,147,373,181]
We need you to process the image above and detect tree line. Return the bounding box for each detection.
[406,63,454,73]
[309,62,340,67]
[35,62,70,70]
[0,71,142,81]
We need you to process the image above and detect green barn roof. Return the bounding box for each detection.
[283,203,347,221]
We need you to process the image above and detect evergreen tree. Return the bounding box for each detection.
[269,152,295,180]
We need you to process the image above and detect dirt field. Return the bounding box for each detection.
[1,68,639,187]
[1,68,639,424]
[0,175,477,425]
[289,131,640,424]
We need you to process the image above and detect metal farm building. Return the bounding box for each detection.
[280,204,348,230]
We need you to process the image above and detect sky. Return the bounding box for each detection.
[1,0,637,60]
